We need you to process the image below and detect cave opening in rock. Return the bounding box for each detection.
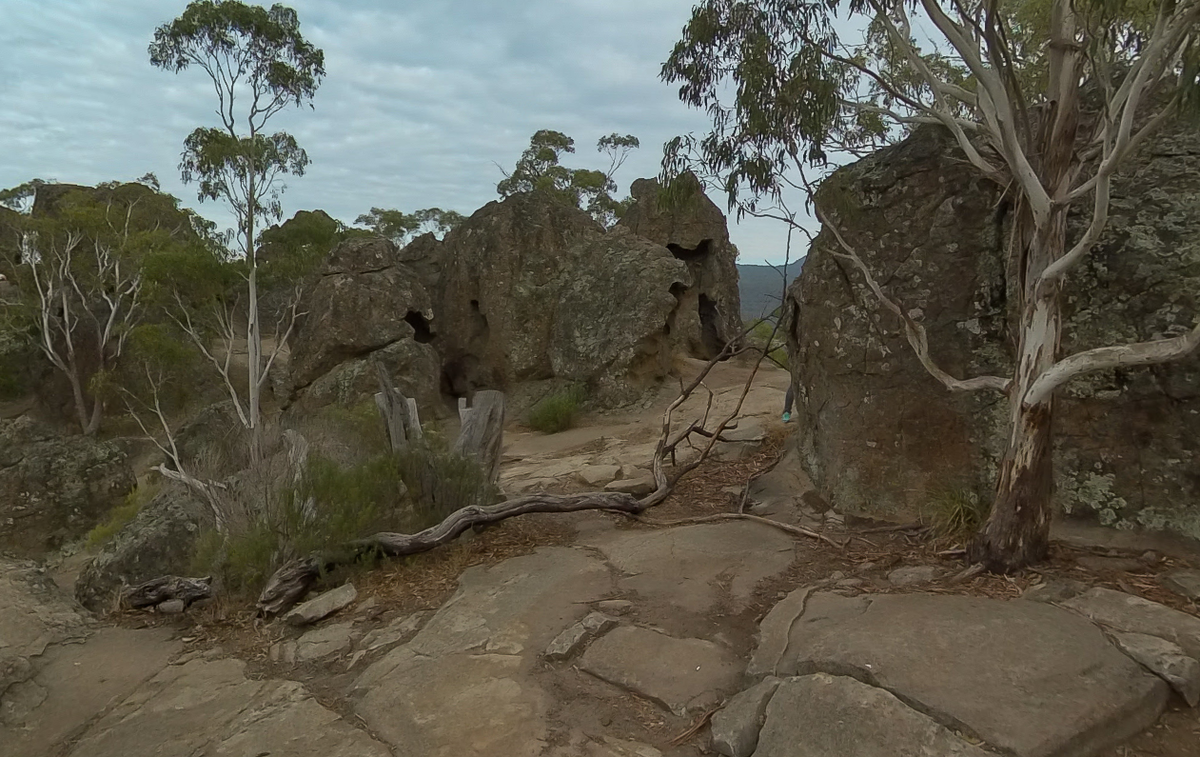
[699,293,725,358]
[667,239,714,261]
[404,310,434,343]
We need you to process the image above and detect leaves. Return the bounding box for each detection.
[354,206,465,246]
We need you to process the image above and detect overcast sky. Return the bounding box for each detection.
[0,0,816,266]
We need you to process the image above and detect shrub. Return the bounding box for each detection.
[748,318,788,370]
[86,481,160,550]
[923,486,987,540]
[527,384,586,434]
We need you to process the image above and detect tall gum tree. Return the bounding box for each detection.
[149,0,324,463]
[661,0,1200,571]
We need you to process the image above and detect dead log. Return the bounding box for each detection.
[452,390,505,484]
[123,575,213,609]
[374,360,422,450]
[256,490,641,615]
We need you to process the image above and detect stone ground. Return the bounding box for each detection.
[4,358,1200,757]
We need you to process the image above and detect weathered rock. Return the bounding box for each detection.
[1111,632,1200,707]
[1021,577,1090,604]
[746,586,813,680]
[0,417,135,557]
[579,626,741,716]
[75,483,207,611]
[288,236,440,411]
[785,120,1200,537]
[155,599,185,615]
[886,564,944,586]
[1077,555,1145,573]
[585,522,795,615]
[754,674,992,757]
[576,464,622,487]
[295,621,359,662]
[757,591,1168,757]
[596,599,634,616]
[603,474,656,497]
[544,612,619,662]
[358,611,430,652]
[588,735,663,757]
[617,172,742,359]
[1161,569,1200,601]
[285,584,357,627]
[62,658,390,757]
[0,559,89,702]
[436,192,719,405]
[1062,587,1200,658]
[710,676,781,757]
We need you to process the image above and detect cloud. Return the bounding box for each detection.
[0,0,805,264]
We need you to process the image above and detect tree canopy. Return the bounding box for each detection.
[498,130,641,227]
[354,207,466,246]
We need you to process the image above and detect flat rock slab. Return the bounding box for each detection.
[586,522,795,615]
[759,591,1168,757]
[579,625,741,716]
[1111,632,1200,707]
[1062,587,1200,659]
[1161,569,1200,601]
[711,676,781,757]
[754,674,991,757]
[285,583,357,626]
[64,658,389,757]
[295,621,359,662]
[886,564,943,586]
[544,612,619,661]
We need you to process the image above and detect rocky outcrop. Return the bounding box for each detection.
[287,236,441,412]
[0,418,135,557]
[617,172,742,357]
[786,121,1200,538]
[74,483,208,611]
[436,192,699,404]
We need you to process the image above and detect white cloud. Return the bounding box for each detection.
[0,0,808,264]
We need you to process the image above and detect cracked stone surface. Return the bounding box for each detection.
[753,591,1169,757]
[754,674,992,757]
[64,658,390,757]
[544,612,619,661]
[710,676,781,757]
[579,625,742,716]
[1111,632,1200,707]
[1062,587,1200,659]
[285,583,357,626]
[1160,569,1200,602]
[585,522,795,615]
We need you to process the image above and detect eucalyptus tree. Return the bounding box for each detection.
[149,0,325,462]
[662,0,1200,570]
[354,206,465,246]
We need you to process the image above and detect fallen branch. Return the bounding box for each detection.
[634,512,846,549]
[123,575,213,609]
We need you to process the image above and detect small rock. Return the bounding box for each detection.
[887,565,943,587]
[597,599,633,615]
[828,571,846,581]
[544,612,619,662]
[355,596,378,615]
[856,562,877,573]
[823,511,845,526]
[711,677,781,757]
[295,621,359,662]
[156,599,186,614]
[1111,632,1200,707]
[285,583,357,626]
[1161,569,1200,602]
[1022,578,1089,604]
[269,640,297,664]
[589,736,663,757]
[577,464,622,487]
[604,475,656,497]
[835,578,864,589]
[1141,551,1161,565]
[358,611,430,652]
[1077,556,1144,573]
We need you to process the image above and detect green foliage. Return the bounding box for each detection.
[498,130,640,227]
[257,209,349,284]
[527,384,587,434]
[86,481,160,550]
[0,179,50,214]
[393,437,503,525]
[354,206,465,246]
[748,318,788,370]
[150,0,326,255]
[923,487,988,540]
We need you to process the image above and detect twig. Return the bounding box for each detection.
[669,707,718,746]
[948,563,986,584]
[634,512,846,549]
[852,521,926,534]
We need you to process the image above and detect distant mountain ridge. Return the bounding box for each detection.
[737,260,804,321]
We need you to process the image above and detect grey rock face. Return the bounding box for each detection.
[543,612,618,662]
[285,584,358,627]
[886,564,944,586]
[1110,632,1200,707]
[1161,569,1200,601]
[1061,587,1200,659]
[0,417,135,558]
[75,484,207,612]
[785,121,1200,537]
[710,676,781,757]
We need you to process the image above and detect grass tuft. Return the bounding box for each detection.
[527,384,586,434]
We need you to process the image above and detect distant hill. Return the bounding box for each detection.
[737,260,805,321]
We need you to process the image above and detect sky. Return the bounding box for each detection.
[0,0,818,266]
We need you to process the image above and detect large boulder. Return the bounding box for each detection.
[74,483,208,611]
[287,236,441,412]
[617,172,742,357]
[0,418,135,558]
[436,193,699,404]
[786,120,1200,538]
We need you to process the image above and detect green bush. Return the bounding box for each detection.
[190,443,500,596]
[923,486,987,540]
[527,384,586,434]
[748,319,788,370]
[86,481,160,550]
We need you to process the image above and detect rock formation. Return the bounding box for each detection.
[617,172,743,357]
[786,120,1200,539]
[0,417,135,557]
[287,236,441,412]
